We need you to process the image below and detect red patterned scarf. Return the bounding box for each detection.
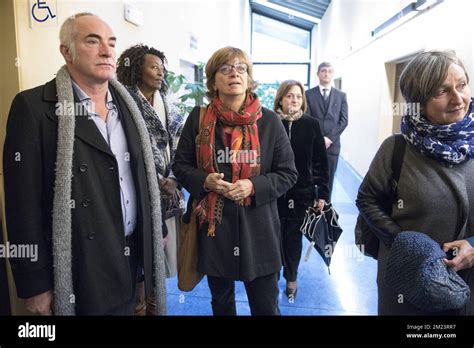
[195,93,262,236]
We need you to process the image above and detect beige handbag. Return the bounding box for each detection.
[177,107,206,291]
[177,201,203,291]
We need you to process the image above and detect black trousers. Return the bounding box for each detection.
[327,153,339,201]
[207,272,281,316]
[281,217,304,282]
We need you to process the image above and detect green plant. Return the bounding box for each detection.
[167,69,281,113]
[255,81,280,110]
[166,64,207,115]
[166,71,186,94]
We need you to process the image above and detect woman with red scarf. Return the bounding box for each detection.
[173,47,297,315]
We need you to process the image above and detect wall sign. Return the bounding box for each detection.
[29,0,58,28]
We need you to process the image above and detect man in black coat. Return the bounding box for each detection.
[3,13,166,315]
[305,62,349,200]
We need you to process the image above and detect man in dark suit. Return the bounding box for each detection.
[3,13,166,315]
[305,62,348,200]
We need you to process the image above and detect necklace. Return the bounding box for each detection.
[147,94,154,105]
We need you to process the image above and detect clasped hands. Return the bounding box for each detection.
[324,136,333,149]
[204,173,253,201]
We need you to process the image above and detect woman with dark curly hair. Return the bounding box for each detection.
[117,44,170,95]
[117,44,185,315]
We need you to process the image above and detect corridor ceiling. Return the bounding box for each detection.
[250,0,331,30]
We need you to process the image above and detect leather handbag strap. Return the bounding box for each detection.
[391,133,406,195]
[199,106,206,130]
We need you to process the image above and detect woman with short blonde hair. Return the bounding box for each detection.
[173,46,297,315]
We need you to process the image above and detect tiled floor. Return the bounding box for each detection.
[166,157,378,315]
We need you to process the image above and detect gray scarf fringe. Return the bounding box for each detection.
[53,67,75,315]
[53,66,167,315]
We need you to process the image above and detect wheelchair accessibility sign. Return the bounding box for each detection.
[29,0,58,27]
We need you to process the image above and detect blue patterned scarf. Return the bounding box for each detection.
[400,99,474,166]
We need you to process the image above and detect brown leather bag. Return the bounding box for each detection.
[177,107,206,291]
[177,201,203,291]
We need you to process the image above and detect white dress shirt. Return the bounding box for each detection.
[320,85,332,98]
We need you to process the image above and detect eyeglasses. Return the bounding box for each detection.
[218,63,248,75]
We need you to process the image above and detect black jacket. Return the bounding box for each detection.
[277,114,330,219]
[3,78,155,314]
[305,86,348,155]
[173,106,297,281]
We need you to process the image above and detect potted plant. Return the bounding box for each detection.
[166,63,207,115]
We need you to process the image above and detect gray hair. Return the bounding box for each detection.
[317,62,333,73]
[399,50,469,107]
[59,12,95,61]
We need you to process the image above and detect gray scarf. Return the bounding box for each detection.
[53,66,167,315]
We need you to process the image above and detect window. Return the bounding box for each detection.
[251,13,311,108]
[253,63,309,85]
[252,13,311,62]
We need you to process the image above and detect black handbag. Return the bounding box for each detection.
[355,134,405,260]
[162,188,185,219]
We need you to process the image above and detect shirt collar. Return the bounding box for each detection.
[320,85,332,94]
[71,80,115,112]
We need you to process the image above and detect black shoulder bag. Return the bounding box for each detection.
[354,135,405,259]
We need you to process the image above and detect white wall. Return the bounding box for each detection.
[13,0,251,90]
[314,0,474,176]
[5,0,250,314]
[12,0,474,175]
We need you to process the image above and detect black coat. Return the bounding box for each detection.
[277,114,330,219]
[172,106,297,281]
[3,78,155,315]
[305,86,348,155]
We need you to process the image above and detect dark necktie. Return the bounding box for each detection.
[322,88,329,112]
[322,88,329,102]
